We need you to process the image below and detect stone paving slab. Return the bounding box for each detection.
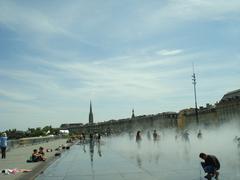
[36,137,240,180]
[0,138,68,180]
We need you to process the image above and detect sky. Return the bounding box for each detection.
[0,0,240,131]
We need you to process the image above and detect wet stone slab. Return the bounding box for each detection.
[36,130,240,180]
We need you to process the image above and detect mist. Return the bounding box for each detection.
[105,121,240,179]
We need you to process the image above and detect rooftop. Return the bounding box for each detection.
[221,89,240,101]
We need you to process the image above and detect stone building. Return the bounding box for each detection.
[60,123,84,133]
[60,89,240,133]
[178,89,240,128]
[216,89,240,122]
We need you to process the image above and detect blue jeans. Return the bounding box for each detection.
[201,162,215,174]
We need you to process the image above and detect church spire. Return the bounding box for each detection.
[131,109,135,119]
[89,101,94,124]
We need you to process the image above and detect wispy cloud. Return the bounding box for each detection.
[0,1,62,34]
[0,89,36,101]
[156,49,183,56]
[1,0,240,42]
[0,0,239,130]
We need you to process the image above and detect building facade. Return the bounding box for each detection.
[178,89,240,128]
[60,89,240,133]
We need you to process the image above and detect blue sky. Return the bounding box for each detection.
[0,0,240,131]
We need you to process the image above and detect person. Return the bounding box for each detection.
[38,147,45,156]
[0,132,8,159]
[182,130,189,142]
[32,149,46,162]
[97,133,101,143]
[136,131,142,148]
[89,133,93,141]
[136,131,141,142]
[199,153,220,180]
[153,130,159,141]
[197,130,202,139]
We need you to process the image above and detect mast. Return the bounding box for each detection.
[192,63,199,125]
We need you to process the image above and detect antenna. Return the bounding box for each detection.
[192,63,199,125]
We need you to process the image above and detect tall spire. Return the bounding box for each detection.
[131,109,135,119]
[89,101,94,124]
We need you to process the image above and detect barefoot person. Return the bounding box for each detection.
[199,153,220,180]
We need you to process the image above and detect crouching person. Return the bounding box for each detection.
[199,152,220,180]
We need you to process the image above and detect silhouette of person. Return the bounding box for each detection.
[182,130,189,142]
[197,130,202,139]
[136,131,142,142]
[153,130,159,142]
[136,131,142,148]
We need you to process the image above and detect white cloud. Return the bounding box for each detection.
[156,49,183,56]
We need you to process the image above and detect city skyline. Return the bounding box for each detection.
[0,0,240,131]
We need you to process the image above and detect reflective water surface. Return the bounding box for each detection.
[37,123,240,180]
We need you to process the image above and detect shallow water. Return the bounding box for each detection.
[37,122,240,180]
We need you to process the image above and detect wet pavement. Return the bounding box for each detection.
[36,128,240,180]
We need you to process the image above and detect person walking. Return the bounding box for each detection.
[0,132,8,159]
[199,152,220,180]
[153,130,159,142]
[136,131,142,142]
[135,131,142,148]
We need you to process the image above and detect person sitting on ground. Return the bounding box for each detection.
[38,147,45,156]
[32,149,46,162]
[199,152,220,180]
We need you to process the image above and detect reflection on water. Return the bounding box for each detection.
[78,138,103,166]
[71,122,240,179]
[136,153,142,168]
[89,139,94,163]
[97,142,102,157]
[83,143,86,153]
